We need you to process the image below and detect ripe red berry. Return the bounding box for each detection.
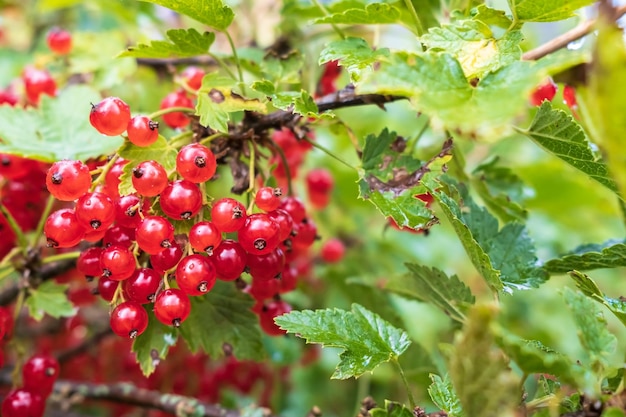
[563,84,578,109]
[22,354,60,396]
[175,254,217,296]
[255,187,282,212]
[110,301,149,338]
[530,78,557,106]
[22,67,56,104]
[154,288,191,327]
[89,97,131,136]
[102,158,128,198]
[46,27,72,54]
[248,277,281,301]
[176,143,217,183]
[208,239,247,281]
[321,238,345,263]
[77,247,104,279]
[100,245,136,281]
[160,90,194,129]
[159,180,203,220]
[135,215,175,255]
[75,191,115,231]
[44,208,85,248]
[0,155,37,180]
[181,66,205,90]
[114,194,148,229]
[127,116,159,147]
[150,243,183,273]
[103,225,135,249]
[0,306,13,340]
[280,263,298,293]
[278,196,306,224]
[259,300,292,336]
[189,221,222,255]
[292,218,318,249]
[125,268,161,304]
[238,213,281,255]
[211,198,247,233]
[247,248,285,281]
[267,209,294,241]
[46,160,92,201]
[1,389,45,417]
[132,160,168,197]
[97,276,118,301]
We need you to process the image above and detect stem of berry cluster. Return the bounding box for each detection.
[31,194,56,248]
[148,106,197,121]
[0,203,28,253]
[89,154,120,192]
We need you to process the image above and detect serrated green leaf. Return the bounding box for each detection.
[370,400,413,417]
[495,331,579,385]
[472,4,513,28]
[385,263,474,323]
[25,281,76,321]
[428,374,464,417]
[563,287,617,371]
[420,20,522,79]
[117,135,178,196]
[139,0,234,31]
[118,28,215,59]
[132,307,178,376]
[508,0,596,22]
[516,101,617,194]
[447,305,519,417]
[178,281,264,361]
[251,82,319,117]
[314,3,401,25]
[543,240,626,274]
[320,37,389,83]
[275,303,411,379]
[0,86,122,161]
[569,270,626,327]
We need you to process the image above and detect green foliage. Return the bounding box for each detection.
[118,28,215,59]
[385,263,474,323]
[544,240,626,273]
[138,0,234,31]
[508,0,597,22]
[0,86,122,161]
[569,270,626,327]
[179,281,264,361]
[251,81,319,117]
[370,400,414,417]
[25,281,76,321]
[319,37,389,82]
[132,307,178,376]
[275,304,411,379]
[428,374,464,417]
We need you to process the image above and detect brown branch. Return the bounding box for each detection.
[136,55,218,68]
[522,4,626,61]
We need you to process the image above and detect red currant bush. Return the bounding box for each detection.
[110,301,149,338]
[89,97,131,136]
[154,288,191,327]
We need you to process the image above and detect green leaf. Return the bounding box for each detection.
[428,374,465,417]
[139,0,234,31]
[118,28,215,58]
[472,4,513,29]
[543,240,626,274]
[563,287,617,371]
[25,281,76,321]
[117,135,178,196]
[320,37,389,82]
[385,263,474,323]
[314,3,402,25]
[358,129,450,231]
[583,16,626,204]
[370,400,413,417]
[0,86,122,161]
[494,330,579,385]
[132,307,178,376]
[447,304,520,417]
[251,82,319,117]
[196,73,267,133]
[603,409,626,417]
[516,101,617,194]
[178,281,264,361]
[569,270,626,327]
[508,0,596,22]
[420,20,522,79]
[275,303,411,379]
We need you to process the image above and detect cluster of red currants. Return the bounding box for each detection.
[1,353,60,417]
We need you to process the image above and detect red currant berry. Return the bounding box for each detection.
[114,194,148,229]
[248,277,281,301]
[208,239,247,281]
[132,160,168,197]
[0,155,37,180]
[278,196,306,224]
[82,225,107,242]
[100,244,136,281]
[321,238,345,263]
[22,353,60,396]
[280,263,298,293]
[150,242,183,273]
[102,158,128,198]
[306,169,333,193]
[181,66,205,90]
[135,215,175,255]
[292,218,318,249]
[189,221,222,255]
[159,180,203,220]
[176,143,217,183]
[75,191,115,231]
[237,213,280,255]
[0,306,13,340]
[255,187,282,212]
[530,78,557,106]
[563,84,578,109]
[89,97,131,136]
[154,288,191,327]
[110,301,149,338]
[44,208,85,248]
[0,89,18,107]
[259,300,292,336]
[127,116,159,147]
[211,198,247,233]
[77,247,104,279]
[46,27,72,54]
[247,248,285,281]
[22,67,56,104]
[103,225,135,249]
[160,90,193,129]
[46,160,92,201]
[267,209,294,241]
[1,389,45,417]
[97,276,118,301]
[125,268,161,304]
[175,254,217,296]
